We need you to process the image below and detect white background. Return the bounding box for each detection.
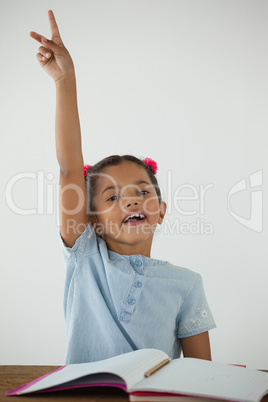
[1,0,267,369]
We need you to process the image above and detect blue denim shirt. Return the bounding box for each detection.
[60,222,216,364]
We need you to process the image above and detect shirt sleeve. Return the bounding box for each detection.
[60,220,98,264]
[177,274,216,338]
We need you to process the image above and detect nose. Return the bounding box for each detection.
[120,186,142,210]
[122,193,140,209]
[127,200,138,208]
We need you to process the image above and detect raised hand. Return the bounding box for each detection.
[30,10,74,82]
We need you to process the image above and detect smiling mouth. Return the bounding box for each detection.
[123,213,146,225]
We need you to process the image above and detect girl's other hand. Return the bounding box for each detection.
[30,10,74,82]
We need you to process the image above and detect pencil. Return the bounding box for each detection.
[144,358,171,377]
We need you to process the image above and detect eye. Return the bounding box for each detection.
[107,195,120,201]
[138,190,149,196]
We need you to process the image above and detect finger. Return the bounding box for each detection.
[40,36,63,54]
[36,52,49,64]
[38,46,51,59]
[30,31,52,52]
[48,10,63,45]
[30,32,54,51]
[30,31,44,45]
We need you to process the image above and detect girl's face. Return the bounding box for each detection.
[91,161,166,256]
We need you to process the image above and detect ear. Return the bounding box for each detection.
[158,201,167,225]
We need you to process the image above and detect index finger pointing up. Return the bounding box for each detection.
[48,10,63,45]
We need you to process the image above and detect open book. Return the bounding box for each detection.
[6,349,268,402]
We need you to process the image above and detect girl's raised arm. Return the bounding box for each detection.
[30,11,90,247]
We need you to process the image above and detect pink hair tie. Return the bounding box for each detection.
[84,164,92,176]
[142,157,158,174]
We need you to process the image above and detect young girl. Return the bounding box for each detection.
[30,10,216,364]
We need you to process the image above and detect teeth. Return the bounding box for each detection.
[124,213,145,223]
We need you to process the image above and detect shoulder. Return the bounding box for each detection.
[144,258,204,310]
[60,220,100,261]
[145,256,200,283]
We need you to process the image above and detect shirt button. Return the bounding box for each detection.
[135,260,142,267]
[127,297,136,305]
[134,281,142,288]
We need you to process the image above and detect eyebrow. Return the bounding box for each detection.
[101,180,151,196]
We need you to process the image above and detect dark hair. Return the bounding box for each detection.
[85,155,162,213]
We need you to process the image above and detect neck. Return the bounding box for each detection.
[104,237,152,257]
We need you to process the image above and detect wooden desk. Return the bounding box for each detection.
[0,366,127,402]
[1,365,268,402]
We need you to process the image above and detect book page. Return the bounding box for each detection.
[130,395,226,402]
[131,358,268,402]
[15,348,169,395]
